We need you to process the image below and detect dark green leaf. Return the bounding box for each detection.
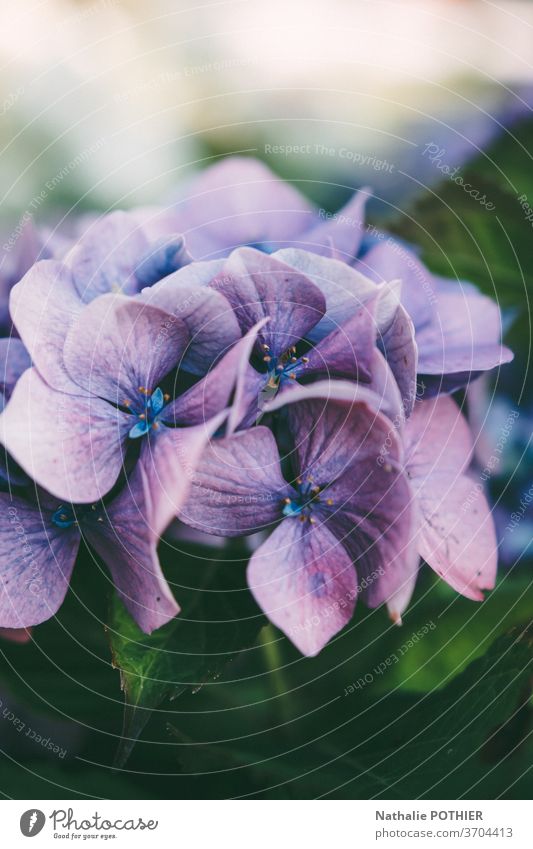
[388,174,532,302]
[108,542,266,766]
[164,621,533,799]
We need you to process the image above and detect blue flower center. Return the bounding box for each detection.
[282,477,333,524]
[258,345,310,411]
[51,502,105,529]
[51,504,76,528]
[125,386,169,439]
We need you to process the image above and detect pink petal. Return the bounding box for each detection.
[248,520,357,656]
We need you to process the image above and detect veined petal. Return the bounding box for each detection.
[65,210,150,301]
[140,259,240,376]
[416,472,498,601]
[228,362,269,432]
[1,368,130,502]
[355,239,435,330]
[302,299,377,383]
[82,464,179,634]
[166,319,268,427]
[325,459,415,609]
[211,247,326,357]
[268,392,415,608]
[300,188,370,261]
[165,156,313,259]
[140,410,230,536]
[275,248,378,343]
[263,377,391,421]
[379,302,418,418]
[405,396,473,478]
[266,385,400,485]
[9,260,85,394]
[416,280,513,387]
[248,520,357,656]
[366,349,405,428]
[177,427,290,537]
[63,295,190,403]
[0,493,80,628]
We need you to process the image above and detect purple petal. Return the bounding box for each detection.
[212,248,326,357]
[228,362,269,432]
[134,235,192,287]
[63,295,190,403]
[404,397,497,598]
[141,261,241,375]
[293,394,402,488]
[405,396,473,476]
[140,411,230,536]
[165,157,313,259]
[275,248,378,343]
[374,279,402,334]
[177,427,290,537]
[301,188,370,260]
[379,303,418,417]
[416,473,497,601]
[0,493,79,628]
[1,368,130,502]
[325,459,415,609]
[248,520,357,656]
[265,381,398,479]
[65,210,150,302]
[355,240,435,330]
[366,349,405,426]
[303,299,377,382]
[0,338,31,408]
[82,463,179,634]
[386,568,419,625]
[10,260,84,394]
[168,319,267,427]
[416,280,513,383]
[268,391,415,608]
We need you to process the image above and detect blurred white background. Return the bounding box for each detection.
[0,0,531,215]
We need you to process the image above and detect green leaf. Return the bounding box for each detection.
[108,541,266,766]
[337,621,533,799]
[388,173,533,302]
[163,621,533,799]
[463,117,533,203]
[387,118,533,318]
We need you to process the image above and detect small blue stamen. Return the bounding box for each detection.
[260,344,309,402]
[282,479,323,523]
[128,420,151,439]
[150,387,165,415]
[128,386,168,439]
[282,499,304,518]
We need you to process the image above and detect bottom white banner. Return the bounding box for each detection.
[0,799,531,847]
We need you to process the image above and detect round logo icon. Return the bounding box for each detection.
[20,810,46,837]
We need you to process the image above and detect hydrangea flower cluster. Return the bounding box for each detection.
[0,157,512,655]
